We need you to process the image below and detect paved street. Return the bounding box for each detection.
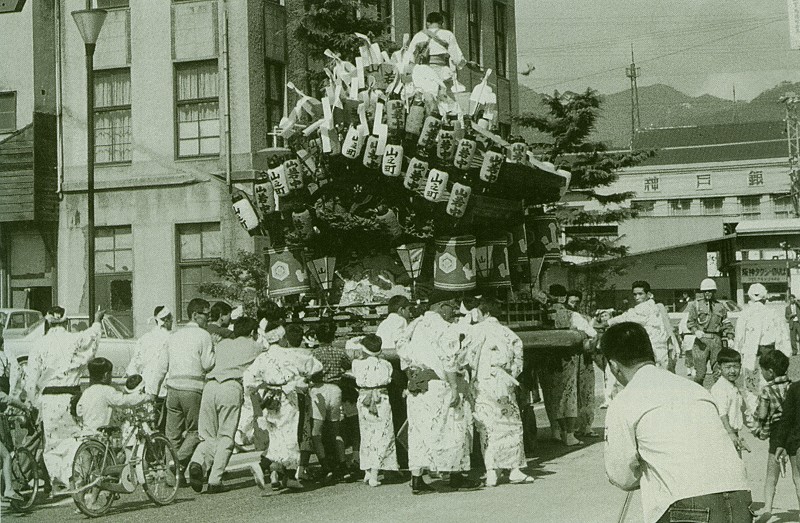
[4,361,800,523]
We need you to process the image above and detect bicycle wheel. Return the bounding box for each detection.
[9,447,39,511]
[141,433,179,506]
[72,439,116,518]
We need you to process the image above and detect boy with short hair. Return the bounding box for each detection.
[76,358,150,435]
[307,320,351,479]
[709,349,749,455]
[752,350,792,521]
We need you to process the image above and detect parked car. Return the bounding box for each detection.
[4,314,136,378]
[0,309,44,341]
[668,299,742,335]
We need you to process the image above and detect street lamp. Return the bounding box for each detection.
[781,241,792,300]
[72,7,107,315]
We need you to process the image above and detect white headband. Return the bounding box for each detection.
[230,305,244,320]
[258,319,285,344]
[45,313,67,325]
[151,306,173,326]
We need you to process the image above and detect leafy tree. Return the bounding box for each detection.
[515,89,654,309]
[197,250,270,315]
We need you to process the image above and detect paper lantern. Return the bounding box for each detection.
[405,100,426,136]
[267,164,291,196]
[297,148,316,179]
[376,208,403,238]
[480,150,505,183]
[507,142,529,164]
[386,99,406,134]
[436,128,457,161]
[453,138,477,170]
[433,235,477,291]
[341,125,365,159]
[417,116,441,149]
[292,209,314,239]
[232,191,260,233]
[283,159,304,191]
[266,247,310,297]
[446,183,471,218]
[476,238,511,288]
[363,135,382,169]
[396,243,425,280]
[404,157,429,192]
[306,256,336,291]
[254,180,276,215]
[381,144,404,177]
[423,169,449,202]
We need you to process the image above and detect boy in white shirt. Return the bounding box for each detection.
[709,349,750,456]
[76,358,150,435]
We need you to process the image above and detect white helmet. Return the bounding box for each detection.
[700,278,717,292]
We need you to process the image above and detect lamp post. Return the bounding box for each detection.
[781,241,792,300]
[72,7,107,315]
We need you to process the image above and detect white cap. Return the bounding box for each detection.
[700,278,717,291]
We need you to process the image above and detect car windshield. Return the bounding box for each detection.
[105,316,133,339]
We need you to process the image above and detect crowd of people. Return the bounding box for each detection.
[2,273,800,522]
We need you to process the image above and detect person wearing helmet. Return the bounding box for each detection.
[734,283,792,400]
[685,279,734,386]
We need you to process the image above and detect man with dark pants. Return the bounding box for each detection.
[785,295,800,356]
[154,298,216,483]
[603,322,752,523]
[686,278,733,386]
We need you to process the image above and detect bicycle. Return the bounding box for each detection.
[6,407,44,512]
[70,403,180,518]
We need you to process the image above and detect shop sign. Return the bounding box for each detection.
[740,263,788,283]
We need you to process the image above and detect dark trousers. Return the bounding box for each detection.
[165,388,203,466]
[693,335,723,385]
[790,321,800,355]
[656,490,753,523]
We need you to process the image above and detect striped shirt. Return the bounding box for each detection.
[757,376,791,438]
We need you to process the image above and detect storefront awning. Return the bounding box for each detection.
[735,219,800,236]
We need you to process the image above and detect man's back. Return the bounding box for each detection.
[164,323,214,392]
[605,365,749,522]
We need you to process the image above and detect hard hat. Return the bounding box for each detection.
[699,278,717,291]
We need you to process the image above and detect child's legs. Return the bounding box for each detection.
[765,452,781,512]
[328,421,346,463]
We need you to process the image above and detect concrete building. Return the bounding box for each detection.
[50,0,520,334]
[562,121,796,310]
[0,2,58,313]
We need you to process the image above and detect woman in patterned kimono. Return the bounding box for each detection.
[245,324,322,491]
[350,334,398,487]
[468,298,534,487]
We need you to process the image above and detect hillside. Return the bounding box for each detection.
[517,81,800,149]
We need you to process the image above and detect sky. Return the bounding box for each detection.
[516,0,800,100]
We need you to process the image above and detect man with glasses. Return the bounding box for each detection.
[153,298,216,484]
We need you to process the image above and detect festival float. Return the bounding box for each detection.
[227,33,583,353]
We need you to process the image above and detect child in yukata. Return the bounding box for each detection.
[350,334,398,487]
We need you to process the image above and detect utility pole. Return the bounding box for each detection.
[625,44,641,149]
[780,92,800,217]
[733,84,738,124]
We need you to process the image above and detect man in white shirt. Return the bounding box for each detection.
[126,305,173,430]
[406,11,474,95]
[153,298,215,478]
[376,296,412,350]
[602,322,752,523]
[607,281,672,369]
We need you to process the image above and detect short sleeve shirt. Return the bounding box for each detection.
[710,378,744,431]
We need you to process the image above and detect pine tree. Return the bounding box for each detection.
[515,88,653,308]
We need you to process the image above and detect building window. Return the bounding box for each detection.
[773,194,792,218]
[175,60,220,158]
[97,0,129,7]
[95,226,133,274]
[748,170,764,186]
[265,60,285,137]
[94,69,131,164]
[739,195,761,217]
[467,0,481,63]
[643,176,659,192]
[0,92,16,134]
[493,2,507,78]
[438,0,453,30]
[696,174,712,189]
[177,223,221,320]
[409,0,424,34]
[669,199,691,216]
[633,201,655,217]
[702,198,724,215]
[376,0,393,33]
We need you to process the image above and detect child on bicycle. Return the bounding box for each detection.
[75,358,150,436]
[0,335,27,501]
